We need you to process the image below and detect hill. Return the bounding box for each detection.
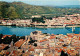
[61,5,80,8]
[0,1,55,19]
[0,1,80,19]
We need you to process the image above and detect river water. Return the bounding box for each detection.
[0,26,80,36]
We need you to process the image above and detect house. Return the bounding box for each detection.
[14,39,25,48]
[48,35,56,47]
[0,44,9,51]
[31,15,41,18]
[30,30,42,40]
[2,35,11,39]
[39,39,49,48]
[2,21,6,25]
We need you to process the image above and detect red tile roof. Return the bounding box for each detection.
[55,48,65,53]
[64,23,75,24]
[74,34,80,36]
[79,37,80,40]
[14,39,25,48]
[40,39,48,42]
[67,50,72,55]
[0,44,8,51]
[67,35,73,38]
[49,36,55,39]
[65,37,67,38]
[12,50,18,56]
[6,52,10,55]
[28,48,34,51]
[59,39,64,42]
[63,47,67,49]
[2,35,12,39]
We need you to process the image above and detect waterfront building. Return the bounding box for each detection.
[31,15,41,18]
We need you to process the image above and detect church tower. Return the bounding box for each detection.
[10,39,14,47]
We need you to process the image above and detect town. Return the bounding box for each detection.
[0,14,80,28]
[0,0,80,56]
[0,30,80,56]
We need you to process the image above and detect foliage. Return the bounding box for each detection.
[0,34,3,39]
[20,36,25,39]
[60,50,68,56]
[7,6,19,19]
[34,43,37,47]
[3,36,11,44]
[0,1,80,19]
[32,17,45,23]
[0,2,10,18]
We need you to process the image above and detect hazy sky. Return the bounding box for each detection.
[0,0,80,6]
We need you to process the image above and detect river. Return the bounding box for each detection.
[0,26,80,36]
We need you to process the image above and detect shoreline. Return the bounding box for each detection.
[0,24,80,28]
[33,25,80,28]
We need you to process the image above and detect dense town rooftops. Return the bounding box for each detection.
[0,30,80,56]
[40,39,48,42]
[0,44,8,51]
[0,13,80,28]
[49,35,56,39]
[14,39,26,48]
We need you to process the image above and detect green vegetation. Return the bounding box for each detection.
[0,34,26,44]
[0,1,80,19]
[32,17,45,23]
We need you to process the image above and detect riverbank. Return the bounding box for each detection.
[34,25,80,28]
[0,24,80,28]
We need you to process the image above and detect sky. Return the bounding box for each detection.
[0,0,80,6]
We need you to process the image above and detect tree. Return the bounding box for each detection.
[60,50,68,56]
[3,36,11,44]
[0,34,3,39]
[20,36,25,39]
[7,6,19,19]
[10,34,18,43]
[0,34,3,43]
[1,2,10,18]
[32,17,45,23]
[42,21,45,23]
[0,7,2,18]
[34,43,37,47]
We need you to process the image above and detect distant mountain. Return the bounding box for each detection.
[55,5,80,8]
[0,1,80,19]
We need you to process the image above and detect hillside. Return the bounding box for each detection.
[0,1,80,19]
[61,5,80,8]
